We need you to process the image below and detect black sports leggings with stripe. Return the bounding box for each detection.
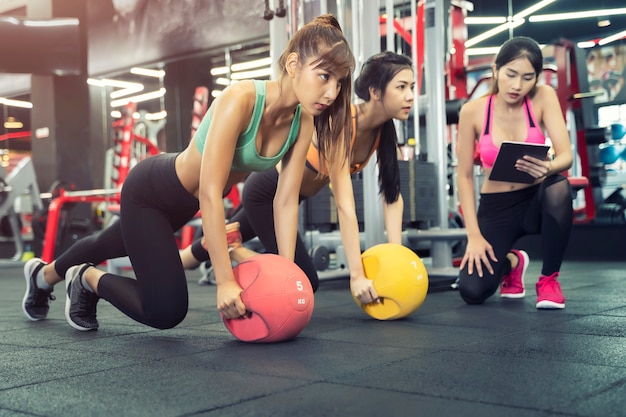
[54,153,199,329]
[189,168,320,292]
[458,174,573,305]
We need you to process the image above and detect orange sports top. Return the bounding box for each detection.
[305,104,381,177]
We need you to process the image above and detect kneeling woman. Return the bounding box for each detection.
[456,36,573,309]
[183,51,415,306]
[22,15,355,330]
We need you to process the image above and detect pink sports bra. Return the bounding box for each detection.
[479,95,545,169]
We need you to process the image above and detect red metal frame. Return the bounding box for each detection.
[41,103,160,262]
[110,103,160,189]
[552,41,596,223]
[41,189,120,263]
[0,131,31,142]
[379,0,425,92]
[446,3,468,100]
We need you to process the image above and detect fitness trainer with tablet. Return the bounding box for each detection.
[456,36,573,310]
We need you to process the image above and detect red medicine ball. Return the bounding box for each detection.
[222,254,315,343]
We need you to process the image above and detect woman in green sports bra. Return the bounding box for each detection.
[182,52,416,310]
[22,14,355,331]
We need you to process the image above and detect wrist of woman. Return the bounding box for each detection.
[349,271,367,281]
[549,161,554,175]
[543,161,553,178]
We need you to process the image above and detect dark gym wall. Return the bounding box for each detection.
[86,0,270,154]
[5,0,271,191]
[87,0,269,77]
[28,0,93,193]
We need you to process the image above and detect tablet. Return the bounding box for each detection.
[488,141,551,184]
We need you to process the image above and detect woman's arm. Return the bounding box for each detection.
[383,192,404,245]
[456,99,496,276]
[198,84,253,319]
[329,161,379,304]
[516,86,573,179]
[273,113,315,261]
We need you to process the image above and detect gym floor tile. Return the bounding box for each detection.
[0,260,625,417]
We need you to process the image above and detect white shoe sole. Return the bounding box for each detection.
[536,300,565,309]
[501,291,526,299]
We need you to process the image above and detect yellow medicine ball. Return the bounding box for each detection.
[355,243,429,320]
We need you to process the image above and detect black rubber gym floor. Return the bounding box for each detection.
[1,259,625,417]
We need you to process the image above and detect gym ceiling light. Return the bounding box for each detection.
[0,97,32,109]
[465,19,525,48]
[599,29,626,46]
[464,17,507,25]
[528,8,626,23]
[4,117,23,129]
[130,67,165,78]
[465,0,556,47]
[110,88,166,108]
[87,78,144,99]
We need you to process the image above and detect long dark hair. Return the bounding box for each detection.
[489,36,543,97]
[354,51,412,204]
[278,14,355,172]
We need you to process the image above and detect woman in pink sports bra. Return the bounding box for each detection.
[456,36,573,310]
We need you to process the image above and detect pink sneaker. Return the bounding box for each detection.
[500,250,528,298]
[536,272,565,309]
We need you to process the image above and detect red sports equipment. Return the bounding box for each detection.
[223,254,314,343]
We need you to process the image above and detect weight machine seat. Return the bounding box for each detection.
[567,176,589,196]
[106,203,121,215]
[568,176,588,189]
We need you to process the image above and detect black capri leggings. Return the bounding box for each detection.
[54,153,199,329]
[187,170,320,292]
[458,174,573,305]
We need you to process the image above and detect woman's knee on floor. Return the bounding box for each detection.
[459,285,489,305]
[145,299,188,329]
[458,273,499,305]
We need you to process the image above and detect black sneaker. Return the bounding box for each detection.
[65,264,100,331]
[22,258,55,321]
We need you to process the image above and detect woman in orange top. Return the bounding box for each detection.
[182,51,415,306]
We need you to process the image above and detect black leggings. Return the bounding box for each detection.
[189,168,320,292]
[54,153,199,329]
[458,174,573,305]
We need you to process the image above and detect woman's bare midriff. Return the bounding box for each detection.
[175,141,249,198]
[480,169,543,193]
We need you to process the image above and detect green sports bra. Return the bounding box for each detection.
[194,80,302,172]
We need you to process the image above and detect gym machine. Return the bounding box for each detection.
[279,0,469,288]
[551,40,626,226]
[40,102,161,264]
[0,155,43,266]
